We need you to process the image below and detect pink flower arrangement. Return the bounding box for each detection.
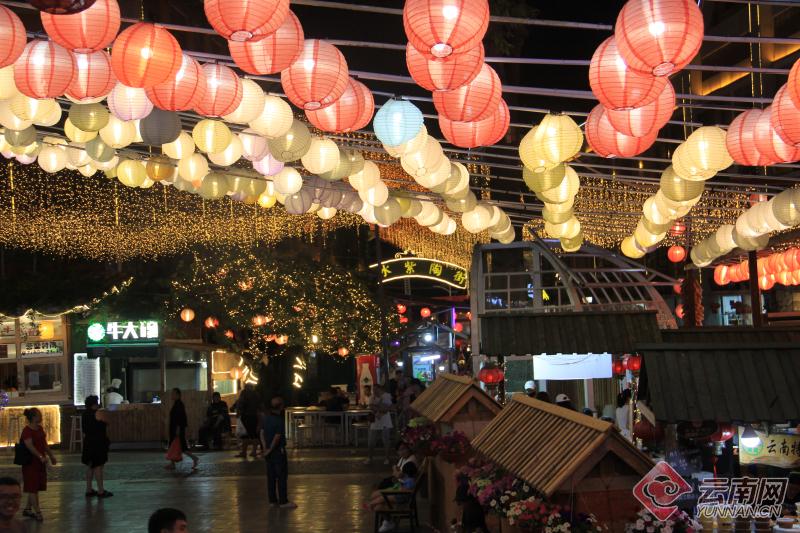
[625,509,698,533]
[430,431,471,458]
[400,420,437,451]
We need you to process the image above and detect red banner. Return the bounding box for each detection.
[356,354,378,404]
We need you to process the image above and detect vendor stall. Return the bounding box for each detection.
[472,394,654,532]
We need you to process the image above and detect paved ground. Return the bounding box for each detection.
[0,447,416,533]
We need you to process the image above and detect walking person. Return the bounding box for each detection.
[82,395,112,498]
[19,408,56,522]
[165,388,199,472]
[260,395,296,509]
[366,383,393,465]
[235,384,262,458]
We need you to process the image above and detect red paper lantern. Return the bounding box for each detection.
[675,304,685,319]
[0,6,25,69]
[669,221,686,237]
[30,0,96,14]
[281,39,349,110]
[399,316,409,324]
[667,245,686,263]
[179,308,195,322]
[406,41,484,92]
[673,279,682,294]
[453,322,464,333]
[615,0,704,77]
[111,22,182,89]
[477,365,504,385]
[66,49,115,101]
[727,109,773,166]
[204,316,219,329]
[778,270,792,286]
[14,40,76,99]
[420,307,431,318]
[396,304,407,314]
[194,63,242,117]
[633,419,664,442]
[754,106,800,164]
[709,423,734,443]
[786,56,800,110]
[606,80,675,137]
[146,53,207,112]
[204,0,289,42]
[41,0,120,53]
[432,63,502,122]
[714,264,730,286]
[623,354,642,372]
[585,104,657,158]
[612,360,625,375]
[588,36,668,111]
[403,0,489,59]
[771,84,800,148]
[224,329,235,339]
[228,10,303,75]
[439,98,509,148]
[305,77,374,133]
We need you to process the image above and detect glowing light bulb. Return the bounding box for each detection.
[140,47,153,59]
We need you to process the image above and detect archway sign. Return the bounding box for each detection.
[370,253,468,290]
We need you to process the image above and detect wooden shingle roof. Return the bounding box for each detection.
[410,374,500,423]
[471,394,653,497]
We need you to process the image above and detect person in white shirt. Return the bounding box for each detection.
[615,389,632,439]
[366,384,393,465]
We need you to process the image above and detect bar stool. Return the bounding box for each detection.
[6,416,22,447]
[351,419,370,447]
[69,415,83,452]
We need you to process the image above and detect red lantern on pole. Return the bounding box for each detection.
[612,360,625,376]
[229,11,304,75]
[623,354,642,372]
[667,245,686,263]
[453,322,464,333]
[477,365,504,385]
[675,304,685,319]
[204,316,219,329]
[420,307,431,318]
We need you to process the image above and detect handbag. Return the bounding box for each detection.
[235,418,247,438]
[165,437,183,462]
[13,439,31,466]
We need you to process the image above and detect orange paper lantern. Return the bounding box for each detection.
[432,63,502,122]
[713,265,729,286]
[754,106,800,164]
[606,79,675,137]
[66,49,115,101]
[146,53,206,111]
[204,0,289,42]
[0,6,26,68]
[675,304,685,319]
[229,10,303,75]
[403,0,489,59]
[759,275,775,291]
[667,245,686,263]
[615,0,704,77]
[305,77,374,133]
[406,41,484,92]
[41,0,120,53]
[420,307,431,318]
[110,22,182,88]
[179,308,195,322]
[585,104,657,158]
[281,39,349,110]
[439,98,509,148]
[727,109,774,166]
[770,85,800,148]
[194,63,242,117]
[14,40,76,98]
[589,36,668,111]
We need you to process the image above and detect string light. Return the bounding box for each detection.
[0,277,133,319]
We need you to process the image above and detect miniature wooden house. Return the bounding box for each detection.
[472,394,654,532]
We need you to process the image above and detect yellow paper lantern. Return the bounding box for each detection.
[34,99,62,127]
[519,125,558,173]
[146,155,177,182]
[301,137,340,175]
[348,160,380,191]
[229,175,267,197]
[542,204,574,224]
[64,117,98,143]
[0,65,19,101]
[67,144,91,167]
[373,197,403,226]
[634,222,665,247]
[771,188,800,227]
[273,166,303,195]
[672,126,732,181]
[659,165,704,202]
[99,115,135,148]
[10,94,48,122]
[445,191,477,213]
[415,202,443,227]
[178,153,210,182]
[561,232,583,252]
[208,134,243,166]
[532,113,583,165]
[192,119,232,154]
[117,159,147,188]
[68,102,110,132]
[401,198,423,217]
[642,195,671,225]
[78,163,98,177]
[222,78,265,124]
[545,217,581,239]
[267,119,311,162]
[536,165,580,204]
[163,131,195,160]
[317,206,337,219]
[257,192,277,208]
[0,100,31,130]
[249,95,293,139]
[621,235,646,259]
[197,172,230,200]
[85,136,116,163]
[94,155,119,171]
[522,163,566,193]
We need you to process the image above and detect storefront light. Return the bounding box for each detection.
[740,426,761,448]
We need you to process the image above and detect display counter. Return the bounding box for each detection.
[104,403,165,444]
[0,404,61,447]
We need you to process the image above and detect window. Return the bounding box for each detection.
[0,363,18,391]
[0,344,16,360]
[23,363,63,392]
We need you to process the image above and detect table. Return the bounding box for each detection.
[284,407,372,447]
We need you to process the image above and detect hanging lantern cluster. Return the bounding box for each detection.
[519,113,584,252]
[727,93,800,166]
[691,187,800,267]
[714,248,800,290]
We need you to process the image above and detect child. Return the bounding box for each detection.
[370,462,418,532]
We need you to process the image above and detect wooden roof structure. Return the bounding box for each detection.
[480,310,662,356]
[471,394,653,497]
[659,327,800,345]
[410,374,500,424]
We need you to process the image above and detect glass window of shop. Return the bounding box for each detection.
[90,345,161,404]
[164,347,208,393]
[0,315,69,400]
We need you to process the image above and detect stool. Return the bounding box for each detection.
[7,416,22,447]
[295,420,316,447]
[351,421,370,447]
[321,422,344,446]
[69,415,83,452]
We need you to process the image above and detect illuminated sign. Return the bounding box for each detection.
[20,341,64,359]
[370,256,468,289]
[87,320,160,346]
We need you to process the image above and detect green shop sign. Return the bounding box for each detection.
[87,320,160,346]
[370,256,468,289]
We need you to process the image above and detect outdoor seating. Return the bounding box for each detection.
[372,458,428,533]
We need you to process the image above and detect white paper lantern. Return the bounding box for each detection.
[178,153,210,182]
[249,95,293,139]
[373,197,402,226]
[301,137,339,175]
[208,134,243,166]
[117,159,147,188]
[461,202,493,233]
[446,191,477,213]
[317,207,337,220]
[273,166,303,195]
[359,180,389,206]
[99,115,136,148]
[0,100,31,130]
[163,131,195,160]
[401,198,423,218]
[67,144,91,167]
[239,128,268,161]
[107,83,153,121]
[198,172,230,200]
[385,125,427,158]
[223,78,265,124]
[401,135,443,179]
[0,65,19,101]
[415,202,443,227]
[34,99,62,127]
[229,175,267,197]
[37,144,67,173]
[415,155,451,189]
[348,160,380,191]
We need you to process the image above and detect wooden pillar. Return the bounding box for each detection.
[748,250,763,327]
[159,347,167,394]
[682,269,700,328]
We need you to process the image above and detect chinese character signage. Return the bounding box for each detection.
[370,256,468,289]
[739,428,800,469]
[87,320,160,346]
[20,341,64,358]
[697,476,787,519]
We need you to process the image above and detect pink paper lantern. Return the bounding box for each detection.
[228,11,303,75]
[432,63,502,122]
[605,79,675,137]
[403,0,489,59]
[14,39,76,99]
[66,49,116,101]
[727,109,774,166]
[281,39,349,110]
[305,77,374,133]
[194,63,243,117]
[771,84,800,148]
[439,98,509,148]
[585,104,657,158]
[0,6,27,68]
[406,41,484,92]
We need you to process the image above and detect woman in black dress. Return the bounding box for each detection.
[165,388,199,471]
[82,395,112,498]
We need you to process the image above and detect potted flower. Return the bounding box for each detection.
[625,509,699,533]
[430,431,472,463]
[400,419,437,455]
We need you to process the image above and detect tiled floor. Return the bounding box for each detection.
[0,448,399,533]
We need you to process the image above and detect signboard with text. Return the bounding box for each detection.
[739,428,800,469]
[20,340,64,359]
[370,256,468,289]
[87,320,160,346]
[73,353,100,406]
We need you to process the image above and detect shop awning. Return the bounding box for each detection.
[479,310,661,356]
[639,342,800,424]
